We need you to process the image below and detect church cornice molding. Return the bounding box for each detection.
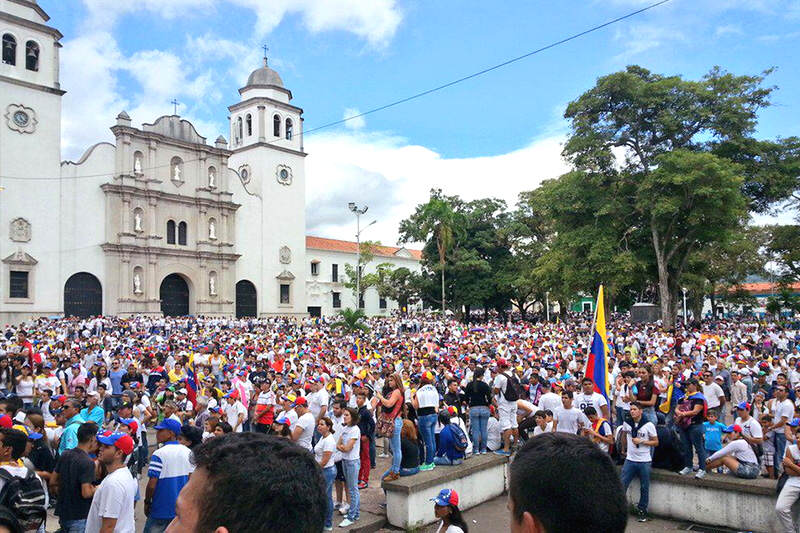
[228,96,303,115]
[110,125,232,157]
[101,243,241,262]
[7,0,51,22]
[100,183,241,212]
[230,141,306,158]
[0,11,62,40]
[0,74,65,96]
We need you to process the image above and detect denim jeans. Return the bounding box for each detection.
[322,466,336,528]
[620,459,651,512]
[389,417,402,473]
[775,432,788,474]
[434,456,463,466]
[678,423,707,471]
[60,519,87,533]
[143,517,172,533]
[418,413,438,464]
[469,406,490,453]
[400,466,419,476]
[343,459,360,521]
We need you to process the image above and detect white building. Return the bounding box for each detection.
[0,1,420,323]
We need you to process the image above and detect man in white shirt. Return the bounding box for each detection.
[553,391,589,435]
[538,381,562,414]
[574,377,610,420]
[701,371,726,418]
[85,432,138,533]
[766,385,794,478]
[292,397,315,451]
[492,358,517,456]
[620,402,659,523]
[223,391,247,433]
[733,401,763,454]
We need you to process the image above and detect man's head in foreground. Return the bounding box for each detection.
[508,432,627,533]
[166,432,325,533]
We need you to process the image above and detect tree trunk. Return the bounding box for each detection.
[710,291,717,320]
[652,226,677,327]
[440,263,446,313]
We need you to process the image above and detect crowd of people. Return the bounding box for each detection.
[0,312,797,532]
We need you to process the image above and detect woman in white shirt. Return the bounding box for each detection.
[431,488,468,533]
[15,364,35,408]
[315,416,337,532]
[336,407,361,528]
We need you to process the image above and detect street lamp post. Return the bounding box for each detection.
[545,291,550,322]
[348,203,374,310]
[682,287,688,326]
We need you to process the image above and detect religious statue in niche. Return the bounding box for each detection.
[134,154,143,175]
[208,168,216,188]
[9,218,31,242]
[209,220,216,240]
[133,211,143,232]
[279,246,291,264]
[133,273,142,294]
[209,275,217,296]
[173,164,182,181]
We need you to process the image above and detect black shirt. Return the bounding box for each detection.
[400,438,420,469]
[54,448,95,520]
[464,380,492,407]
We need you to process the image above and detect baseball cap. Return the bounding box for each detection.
[97,431,135,455]
[789,418,800,428]
[431,488,459,507]
[177,389,187,395]
[736,401,750,411]
[154,418,182,435]
[223,390,239,400]
[446,406,457,416]
[87,391,100,398]
[422,370,435,382]
[275,416,292,428]
[724,424,743,434]
[293,397,308,407]
[118,418,139,434]
[0,415,12,429]
[496,358,509,368]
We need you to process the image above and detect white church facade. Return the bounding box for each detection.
[0,0,421,324]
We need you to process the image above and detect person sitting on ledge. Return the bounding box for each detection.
[704,424,760,479]
[434,412,466,466]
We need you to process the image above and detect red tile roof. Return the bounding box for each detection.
[306,236,422,260]
[736,282,800,294]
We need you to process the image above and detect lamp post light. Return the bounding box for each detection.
[682,287,688,326]
[546,291,550,322]
[348,203,374,310]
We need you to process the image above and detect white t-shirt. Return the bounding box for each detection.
[338,425,361,461]
[786,444,800,488]
[294,411,316,451]
[416,384,439,409]
[622,420,657,462]
[707,439,757,464]
[314,433,337,468]
[224,401,247,432]
[533,421,553,436]
[702,382,724,409]
[574,392,608,415]
[435,522,465,533]
[493,374,514,406]
[538,392,562,414]
[734,416,763,441]
[487,416,501,451]
[554,407,589,434]
[771,399,794,432]
[85,466,138,533]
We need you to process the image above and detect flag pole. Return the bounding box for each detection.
[587,284,602,356]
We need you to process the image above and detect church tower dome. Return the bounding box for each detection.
[245,58,284,89]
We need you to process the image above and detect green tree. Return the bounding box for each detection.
[373,265,423,313]
[329,308,369,334]
[558,65,786,325]
[767,225,800,281]
[343,240,382,306]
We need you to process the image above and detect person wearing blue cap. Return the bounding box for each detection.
[144,417,193,533]
[733,401,764,458]
[705,425,760,479]
[431,488,468,533]
[776,418,800,531]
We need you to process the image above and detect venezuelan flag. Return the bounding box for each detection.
[585,285,610,400]
[186,353,198,409]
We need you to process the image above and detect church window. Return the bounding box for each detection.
[25,41,39,71]
[246,114,252,136]
[236,117,243,145]
[311,262,318,276]
[178,221,187,245]
[285,118,293,140]
[280,284,290,304]
[166,220,176,244]
[2,34,16,66]
[273,114,280,137]
[332,292,341,308]
[9,271,28,299]
[380,296,387,309]
[331,264,338,283]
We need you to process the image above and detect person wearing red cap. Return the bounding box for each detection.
[492,358,519,456]
[292,396,315,451]
[704,424,760,479]
[431,488,468,533]
[85,432,138,533]
[223,390,247,433]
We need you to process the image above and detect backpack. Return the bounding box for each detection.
[501,373,520,402]
[450,424,468,452]
[0,468,46,533]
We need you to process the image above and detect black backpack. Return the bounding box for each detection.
[0,468,46,533]
[502,373,520,402]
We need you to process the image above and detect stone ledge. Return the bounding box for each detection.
[381,454,509,495]
[620,466,776,496]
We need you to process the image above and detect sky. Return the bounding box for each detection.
[41,0,800,246]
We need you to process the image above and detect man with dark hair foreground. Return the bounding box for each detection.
[508,432,627,533]
[166,432,326,533]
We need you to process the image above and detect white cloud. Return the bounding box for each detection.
[613,24,685,61]
[304,131,570,245]
[715,24,743,37]
[342,108,366,130]
[80,0,217,29]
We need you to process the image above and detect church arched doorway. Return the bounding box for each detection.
[64,272,103,318]
[160,274,190,317]
[236,280,257,318]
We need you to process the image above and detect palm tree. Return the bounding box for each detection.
[330,308,369,333]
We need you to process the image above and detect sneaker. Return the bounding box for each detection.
[636,510,648,523]
[334,502,342,511]
[339,503,350,515]
[339,519,355,528]
[419,463,433,471]
[378,453,389,458]
[358,481,368,489]
[324,527,333,531]
[678,467,692,475]
[494,450,511,456]
[695,470,706,479]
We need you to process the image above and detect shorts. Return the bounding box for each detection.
[335,460,346,482]
[498,403,518,431]
[735,461,760,479]
[763,438,775,467]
